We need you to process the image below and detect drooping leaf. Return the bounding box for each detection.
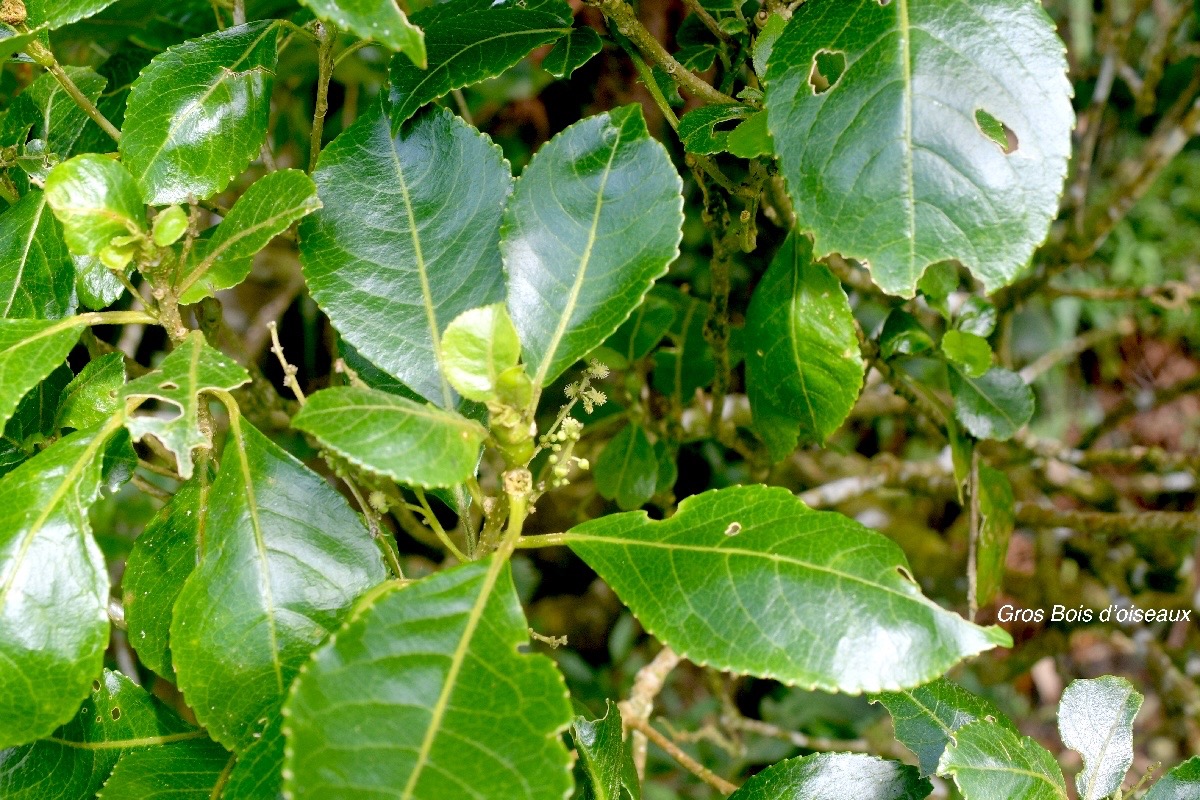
[56,353,125,431]
[283,558,573,800]
[177,169,321,304]
[938,719,1067,799]
[603,293,675,365]
[120,331,250,479]
[948,366,1034,441]
[0,422,123,748]
[0,317,86,430]
[23,0,123,30]
[120,21,279,205]
[0,67,107,157]
[764,0,1074,297]
[594,423,657,511]
[292,385,487,489]
[97,738,233,799]
[875,677,1017,776]
[170,417,386,752]
[745,233,864,460]
[0,669,206,800]
[44,155,145,258]
[387,0,572,128]
[1058,676,1142,800]
[298,0,425,65]
[0,191,75,320]
[565,485,1010,693]
[677,104,754,155]
[300,103,511,406]
[941,331,992,378]
[439,304,523,403]
[571,700,640,800]
[651,287,713,401]
[1145,757,1200,800]
[543,26,603,79]
[974,465,1013,608]
[727,753,930,800]
[504,105,684,391]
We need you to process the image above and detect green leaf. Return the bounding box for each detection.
[0,363,72,477]
[594,423,657,511]
[677,104,754,155]
[764,0,1074,297]
[122,475,207,678]
[0,669,206,800]
[917,262,957,319]
[751,12,787,77]
[726,110,773,159]
[1146,757,1200,800]
[300,103,511,407]
[151,205,189,247]
[292,385,488,489]
[603,293,676,364]
[120,21,279,205]
[0,191,75,320]
[941,330,992,378]
[298,0,425,65]
[938,719,1068,800]
[875,677,1017,776]
[387,0,572,128]
[565,485,1010,693]
[221,719,283,800]
[571,700,640,800]
[440,304,522,403]
[974,465,1013,609]
[745,234,864,460]
[0,421,122,748]
[44,155,145,258]
[543,26,603,79]
[75,255,125,311]
[56,353,125,431]
[178,169,321,304]
[650,287,713,401]
[727,753,930,800]
[0,27,42,61]
[878,309,934,360]
[1058,676,1142,800]
[24,0,123,30]
[120,331,250,479]
[170,416,386,752]
[948,366,1034,441]
[504,105,684,390]
[0,317,86,430]
[0,67,107,158]
[97,738,233,799]
[956,297,996,337]
[283,558,573,800]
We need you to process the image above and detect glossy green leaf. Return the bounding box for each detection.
[726,110,773,159]
[745,234,864,460]
[300,103,511,406]
[0,422,122,748]
[299,0,425,64]
[56,353,125,431]
[0,67,106,158]
[177,169,321,304]
[875,677,1016,776]
[956,298,997,337]
[120,21,279,205]
[1146,757,1200,800]
[916,262,958,319]
[878,310,934,360]
[938,719,1067,799]
[0,363,71,477]
[603,293,675,365]
[571,700,640,800]
[24,0,122,30]
[504,105,684,390]
[120,331,249,479]
[0,27,42,61]
[123,475,207,678]
[0,669,206,800]
[44,155,145,258]
[678,104,754,155]
[0,191,75,320]
[0,317,86,430]
[75,255,125,311]
[387,0,572,128]
[170,417,386,751]
[727,753,930,800]
[941,331,991,378]
[221,719,283,800]
[440,304,522,403]
[566,485,1010,693]
[974,465,1013,608]
[97,738,233,799]
[764,0,1074,297]
[651,287,713,401]
[151,205,189,247]
[283,558,573,800]
[1058,677,1142,800]
[948,366,1034,441]
[543,26,603,79]
[594,423,657,511]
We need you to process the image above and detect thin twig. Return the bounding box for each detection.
[25,42,122,143]
[967,448,980,622]
[680,0,733,44]
[309,21,336,173]
[623,715,738,795]
[621,646,682,779]
[267,321,306,405]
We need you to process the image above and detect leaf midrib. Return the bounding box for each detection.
[1077,686,1134,800]
[48,730,207,750]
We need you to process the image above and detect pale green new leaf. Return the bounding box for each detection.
[727,753,930,799]
[440,304,522,403]
[120,331,250,479]
[300,103,511,407]
[291,385,488,489]
[975,465,1013,608]
[0,191,75,320]
[949,366,1034,441]
[764,0,1074,297]
[543,27,603,79]
[170,418,386,752]
[1146,757,1200,800]
[299,0,425,65]
[941,331,992,378]
[677,104,754,155]
[283,558,573,800]
[56,353,125,431]
[938,719,1067,799]
[120,22,279,205]
[504,105,684,391]
[565,485,1010,693]
[594,423,657,511]
[572,701,640,800]
[0,422,121,748]
[97,738,233,799]
[177,169,321,304]
[1058,676,1142,800]
[745,233,864,460]
[44,155,145,258]
[0,317,86,430]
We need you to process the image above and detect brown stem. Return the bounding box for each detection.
[1015,503,1199,539]
[24,42,121,143]
[622,715,738,795]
